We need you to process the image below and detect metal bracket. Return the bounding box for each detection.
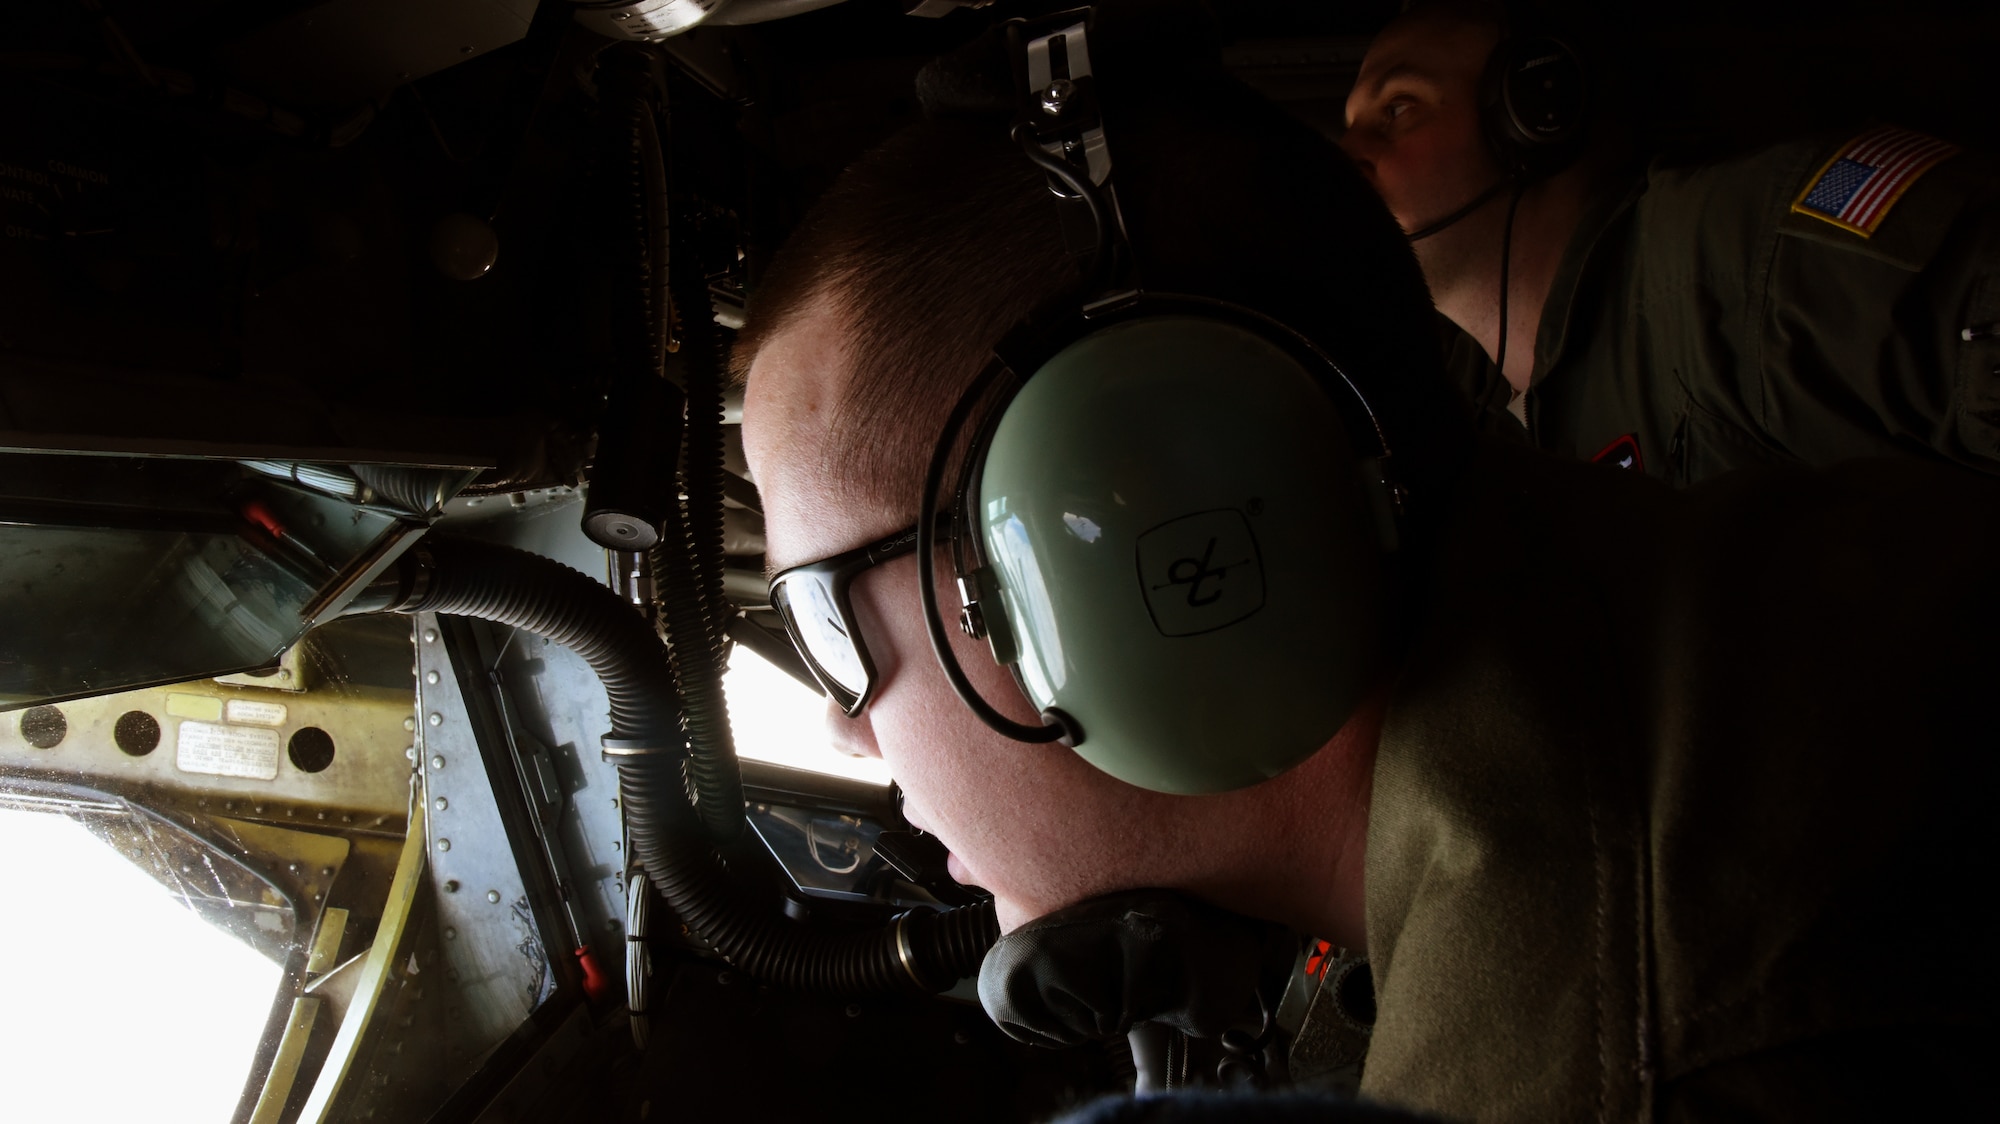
[1022,16,1110,188]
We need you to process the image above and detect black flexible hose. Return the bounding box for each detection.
[668,202,734,640]
[595,44,742,842]
[644,796,1000,993]
[396,537,998,994]
[652,199,747,843]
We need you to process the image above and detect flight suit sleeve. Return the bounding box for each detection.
[1753,133,2000,473]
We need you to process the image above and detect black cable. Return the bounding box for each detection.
[1495,185,1523,382]
[1011,121,1119,295]
[1406,179,1508,242]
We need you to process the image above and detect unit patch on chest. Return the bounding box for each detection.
[1592,433,1644,472]
[1791,126,1961,238]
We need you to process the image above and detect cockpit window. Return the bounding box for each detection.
[724,643,890,786]
[0,798,288,1124]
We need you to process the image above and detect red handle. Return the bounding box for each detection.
[575,946,613,1003]
[242,499,286,539]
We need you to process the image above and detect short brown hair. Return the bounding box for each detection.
[735,120,1076,513]
[738,71,1467,518]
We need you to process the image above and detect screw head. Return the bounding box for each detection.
[436,838,451,852]
[433,797,449,812]
[425,671,440,685]
[486,890,501,903]
[422,629,438,643]
[427,712,444,727]
[431,755,446,770]
[1040,78,1074,116]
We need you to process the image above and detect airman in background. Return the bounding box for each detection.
[1341,0,2000,481]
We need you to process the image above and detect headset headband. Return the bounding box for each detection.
[1006,9,1133,297]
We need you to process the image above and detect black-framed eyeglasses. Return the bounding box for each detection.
[767,524,926,717]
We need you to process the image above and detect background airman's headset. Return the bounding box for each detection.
[1404,0,1594,240]
[1396,0,1592,382]
[913,6,1409,797]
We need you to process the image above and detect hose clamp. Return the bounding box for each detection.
[397,544,436,610]
[600,735,687,759]
[893,911,926,991]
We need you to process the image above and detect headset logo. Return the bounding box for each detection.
[1136,509,1266,637]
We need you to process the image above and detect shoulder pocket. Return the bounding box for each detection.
[1779,133,1991,272]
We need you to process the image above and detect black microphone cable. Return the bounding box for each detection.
[1406,179,1509,242]
[1495,184,1523,381]
[1405,178,1527,391]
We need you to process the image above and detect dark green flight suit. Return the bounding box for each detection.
[1355,438,1999,1122]
[1450,131,2000,482]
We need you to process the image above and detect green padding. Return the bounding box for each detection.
[979,316,1387,794]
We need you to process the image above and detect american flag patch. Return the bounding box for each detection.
[1791,126,1961,237]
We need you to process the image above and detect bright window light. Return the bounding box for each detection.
[725,643,890,786]
[0,808,283,1124]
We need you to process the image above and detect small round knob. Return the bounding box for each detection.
[1040,79,1074,117]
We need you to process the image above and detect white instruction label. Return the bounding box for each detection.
[224,699,289,727]
[177,721,281,780]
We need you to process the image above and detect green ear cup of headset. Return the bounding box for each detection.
[974,314,1390,794]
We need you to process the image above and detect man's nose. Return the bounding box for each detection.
[1337,125,1379,167]
[824,700,881,759]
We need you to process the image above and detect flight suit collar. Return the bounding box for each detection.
[1530,174,1648,390]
